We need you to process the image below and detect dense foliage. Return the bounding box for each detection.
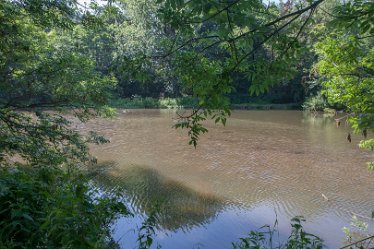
[0,167,127,248]
[157,0,373,148]
[0,1,129,248]
[314,0,374,168]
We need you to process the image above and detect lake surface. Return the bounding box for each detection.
[81,110,374,248]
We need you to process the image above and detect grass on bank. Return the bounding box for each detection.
[108,97,198,109]
[109,97,301,110]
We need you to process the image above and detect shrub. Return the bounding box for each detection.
[302,93,327,112]
[232,216,323,249]
[0,166,129,249]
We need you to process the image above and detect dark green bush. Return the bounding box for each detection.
[0,166,129,249]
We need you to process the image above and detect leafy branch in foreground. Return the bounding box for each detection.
[137,210,162,249]
[156,0,374,150]
[158,0,325,145]
[174,108,230,147]
[0,107,130,249]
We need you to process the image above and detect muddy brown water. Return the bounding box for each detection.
[79,110,374,248]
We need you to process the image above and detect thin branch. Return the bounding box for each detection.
[230,12,303,72]
[186,0,241,24]
[226,9,239,62]
[158,0,326,58]
[280,7,315,58]
[357,34,374,39]
[176,107,201,119]
[335,113,354,122]
[319,7,337,18]
[230,0,325,43]
[153,35,221,58]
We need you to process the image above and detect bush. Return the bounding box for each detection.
[0,166,129,249]
[302,93,327,112]
[175,96,199,108]
[159,98,178,107]
[109,97,199,109]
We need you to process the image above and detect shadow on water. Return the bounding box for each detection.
[90,162,226,232]
[84,110,374,248]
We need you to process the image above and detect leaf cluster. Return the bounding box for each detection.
[0,166,129,249]
[232,216,323,249]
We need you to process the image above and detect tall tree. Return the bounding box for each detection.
[0,2,128,248]
[314,0,374,168]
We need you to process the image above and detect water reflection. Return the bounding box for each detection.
[91,162,225,231]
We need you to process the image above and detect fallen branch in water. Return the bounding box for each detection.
[335,113,354,128]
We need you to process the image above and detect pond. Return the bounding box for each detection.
[81,110,374,248]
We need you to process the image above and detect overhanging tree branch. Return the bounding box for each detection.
[156,0,325,58]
